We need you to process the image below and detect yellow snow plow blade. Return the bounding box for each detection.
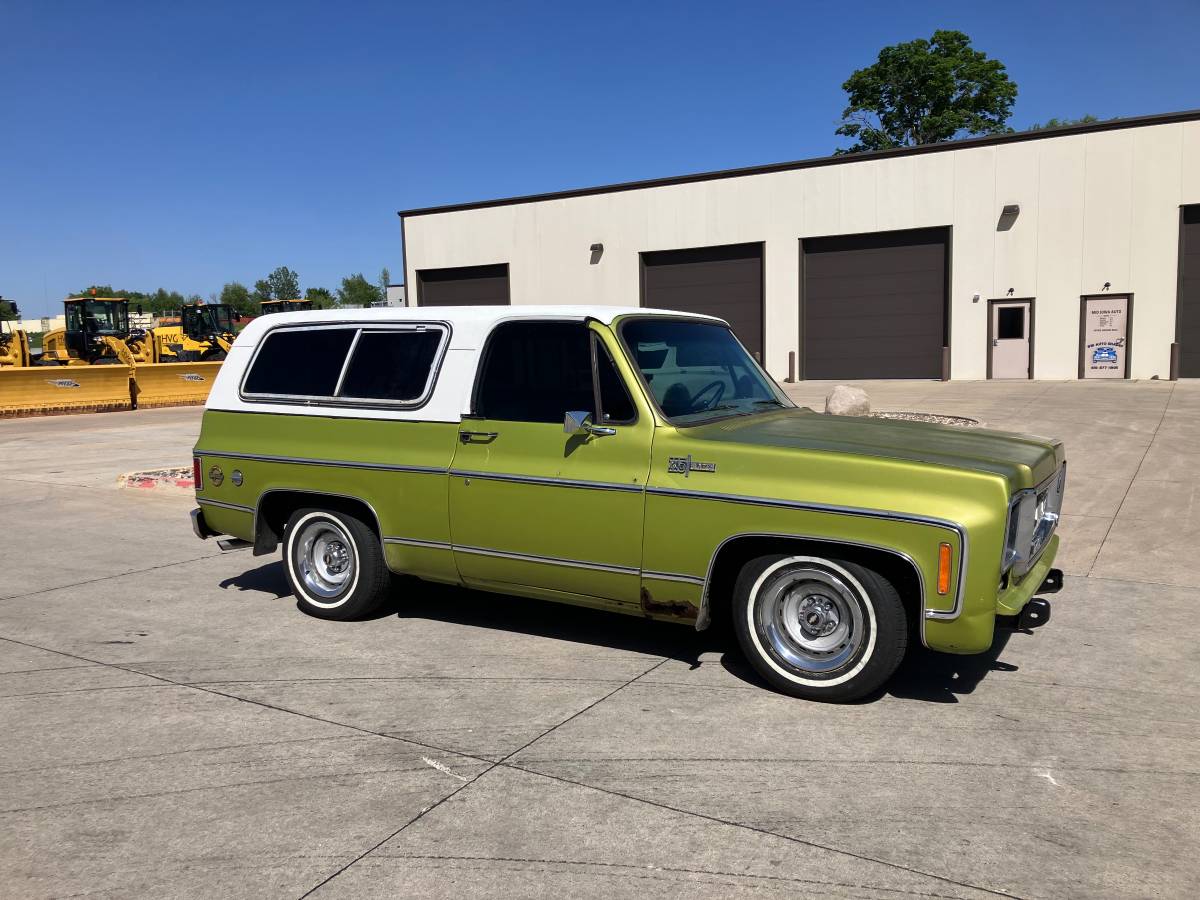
[0,365,134,417]
[131,361,221,409]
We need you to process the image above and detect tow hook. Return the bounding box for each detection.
[997,595,1053,632]
[1018,597,1052,629]
[1037,568,1064,594]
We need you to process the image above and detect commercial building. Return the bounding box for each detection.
[400,110,1200,381]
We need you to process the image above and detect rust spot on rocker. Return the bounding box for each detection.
[640,587,698,619]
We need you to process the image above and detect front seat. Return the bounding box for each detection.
[660,382,692,417]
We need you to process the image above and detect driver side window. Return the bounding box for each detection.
[473,321,637,425]
[474,322,594,423]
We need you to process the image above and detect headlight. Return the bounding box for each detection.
[1003,466,1065,576]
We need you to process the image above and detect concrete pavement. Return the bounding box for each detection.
[1,385,1198,899]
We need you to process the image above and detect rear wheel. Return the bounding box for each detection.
[283,508,390,620]
[733,554,907,702]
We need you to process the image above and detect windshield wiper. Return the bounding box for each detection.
[752,399,787,407]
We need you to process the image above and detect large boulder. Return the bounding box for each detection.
[824,384,870,416]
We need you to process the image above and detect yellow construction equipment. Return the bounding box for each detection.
[260,299,313,315]
[0,296,223,416]
[0,322,33,368]
[0,364,133,417]
[131,360,223,409]
[39,297,153,365]
[177,303,237,359]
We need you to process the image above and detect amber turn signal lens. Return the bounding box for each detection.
[937,543,952,595]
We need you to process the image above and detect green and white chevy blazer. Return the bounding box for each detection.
[191,306,1065,701]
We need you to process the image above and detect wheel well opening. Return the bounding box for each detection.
[705,536,923,634]
[255,491,381,556]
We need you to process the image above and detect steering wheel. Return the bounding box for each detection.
[689,380,726,411]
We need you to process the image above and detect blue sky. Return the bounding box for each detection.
[2,0,1197,317]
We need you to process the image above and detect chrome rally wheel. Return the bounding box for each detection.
[283,507,390,620]
[734,554,908,702]
[294,516,358,605]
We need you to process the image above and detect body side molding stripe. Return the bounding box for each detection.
[644,485,968,623]
[199,459,967,622]
[449,469,644,494]
[197,498,255,514]
[641,570,706,586]
[194,449,446,475]
[452,544,641,577]
[383,536,453,551]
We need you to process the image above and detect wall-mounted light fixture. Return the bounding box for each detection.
[589,243,603,253]
[1102,281,1111,291]
[1007,287,1015,296]
[997,203,1020,232]
[589,242,604,265]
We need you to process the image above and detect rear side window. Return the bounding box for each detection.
[243,328,355,397]
[241,324,448,406]
[339,330,443,401]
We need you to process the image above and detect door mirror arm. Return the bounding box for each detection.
[564,410,616,437]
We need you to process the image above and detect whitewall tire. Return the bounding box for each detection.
[733,554,907,702]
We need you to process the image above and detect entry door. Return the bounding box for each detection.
[448,320,651,609]
[990,301,1031,379]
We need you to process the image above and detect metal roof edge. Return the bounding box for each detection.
[397,108,1200,219]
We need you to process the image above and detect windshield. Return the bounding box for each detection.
[620,318,792,424]
[211,305,234,331]
[79,301,127,335]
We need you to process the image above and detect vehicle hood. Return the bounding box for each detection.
[688,408,1063,489]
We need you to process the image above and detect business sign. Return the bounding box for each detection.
[1080,295,1130,379]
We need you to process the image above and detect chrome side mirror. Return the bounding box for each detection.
[564,410,616,437]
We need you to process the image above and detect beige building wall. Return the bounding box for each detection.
[404,119,1200,381]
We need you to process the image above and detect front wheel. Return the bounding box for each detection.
[283,508,390,620]
[733,554,907,702]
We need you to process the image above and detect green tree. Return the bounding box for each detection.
[378,266,391,297]
[266,266,301,301]
[252,279,273,304]
[305,287,336,309]
[219,281,255,316]
[835,30,1017,154]
[1028,115,1099,131]
[145,288,186,315]
[337,273,383,307]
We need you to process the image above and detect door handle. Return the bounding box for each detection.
[459,430,498,444]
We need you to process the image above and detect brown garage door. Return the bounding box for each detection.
[640,243,764,361]
[802,228,949,379]
[1180,206,1200,378]
[417,263,510,307]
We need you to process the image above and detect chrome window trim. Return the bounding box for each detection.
[331,327,363,397]
[238,321,452,411]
